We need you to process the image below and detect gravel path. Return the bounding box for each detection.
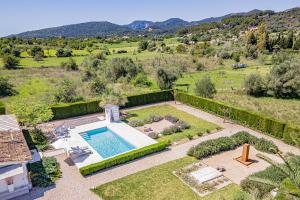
[16,101,300,200]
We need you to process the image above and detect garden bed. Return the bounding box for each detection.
[124,105,219,143]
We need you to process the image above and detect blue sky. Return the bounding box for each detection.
[1,0,299,36]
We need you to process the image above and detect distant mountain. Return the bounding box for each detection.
[9,9,275,38]
[126,20,154,30]
[15,21,132,38]
[191,9,264,25]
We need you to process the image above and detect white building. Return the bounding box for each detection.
[0,115,32,200]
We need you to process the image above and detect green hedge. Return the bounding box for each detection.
[188,131,278,159]
[175,91,299,146]
[51,100,101,120]
[0,101,5,114]
[51,90,174,120]
[80,141,170,176]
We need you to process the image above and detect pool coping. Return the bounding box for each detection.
[52,121,157,168]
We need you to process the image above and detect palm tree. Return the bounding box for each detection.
[249,153,300,200]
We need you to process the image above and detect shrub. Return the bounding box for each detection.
[0,101,5,114]
[128,120,144,127]
[107,58,140,81]
[194,76,216,98]
[55,79,82,103]
[176,120,190,129]
[164,115,179,123]
[156,68,178,90]
[146,115,163,123]
[61,58,78,71]
[244,74,266,97]
[80,141,170,176]
[56,48,72,57]
[188,131,278,159]
[27,157,61,187]
[187,134,193,140]
[2,55,19,69]
[0,77,17,97]
[254,138,279,154]
[30,46,44,57]
[89,78,106,95]
[161,125,182,135]
[266,59,300,98]
[231,131,256,146]
[132,73,152,87]
[23,129,49,151]
[196,62,205,71]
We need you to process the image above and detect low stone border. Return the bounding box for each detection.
[173,162,231,197]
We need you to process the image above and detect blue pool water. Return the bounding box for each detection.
[80,127,136,159]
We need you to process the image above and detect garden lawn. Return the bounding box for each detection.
[92,157,250,200]
[125,105,219,143]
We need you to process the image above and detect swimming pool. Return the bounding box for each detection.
[80,127,136,159]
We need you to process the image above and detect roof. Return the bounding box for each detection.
[0,115,32,163]
[0,164,24,180]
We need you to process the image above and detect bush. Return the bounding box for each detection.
[164,115,179,123]
[0,101,5,114]
[128,120,144,127]
[145,115,163,123]
[2,55,19,69]
[80,141,170,176]
[0,77,17,97]
[175,92,293,144]
[244,74,266,97]
[161,125,182,135]
[188,137,237,159]
[194,76,216,98]
[176,120,190,129]
[55,79,82,103]
[196,62,205,71]
[188,131,278,159]
[30,46,44,57]
[156,69,178,90]
[27,157,61,187]
[89,78,106,95]
[51,90,173,120]
[266,59,300,98]
[56,48,72,57]
[23,129,49,151]
[254,138,279,154]
[132,73,152,87]
[61,58,78,71]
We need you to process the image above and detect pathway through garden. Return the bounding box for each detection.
[15,102,300,200]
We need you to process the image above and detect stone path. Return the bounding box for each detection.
[16,102,300,200]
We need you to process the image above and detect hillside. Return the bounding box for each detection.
[11,9,266,38]
[181,7,300,36]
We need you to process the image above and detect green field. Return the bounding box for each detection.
[93,157,250,200]
[125,105,219,143]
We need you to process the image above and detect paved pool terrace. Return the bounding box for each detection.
[52,121,157,168]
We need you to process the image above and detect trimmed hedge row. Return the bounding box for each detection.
[175,92,300,146]
[51,90,174,120]
[80,140,170,176]
[0,101,5,114]
[188,131,278,159]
